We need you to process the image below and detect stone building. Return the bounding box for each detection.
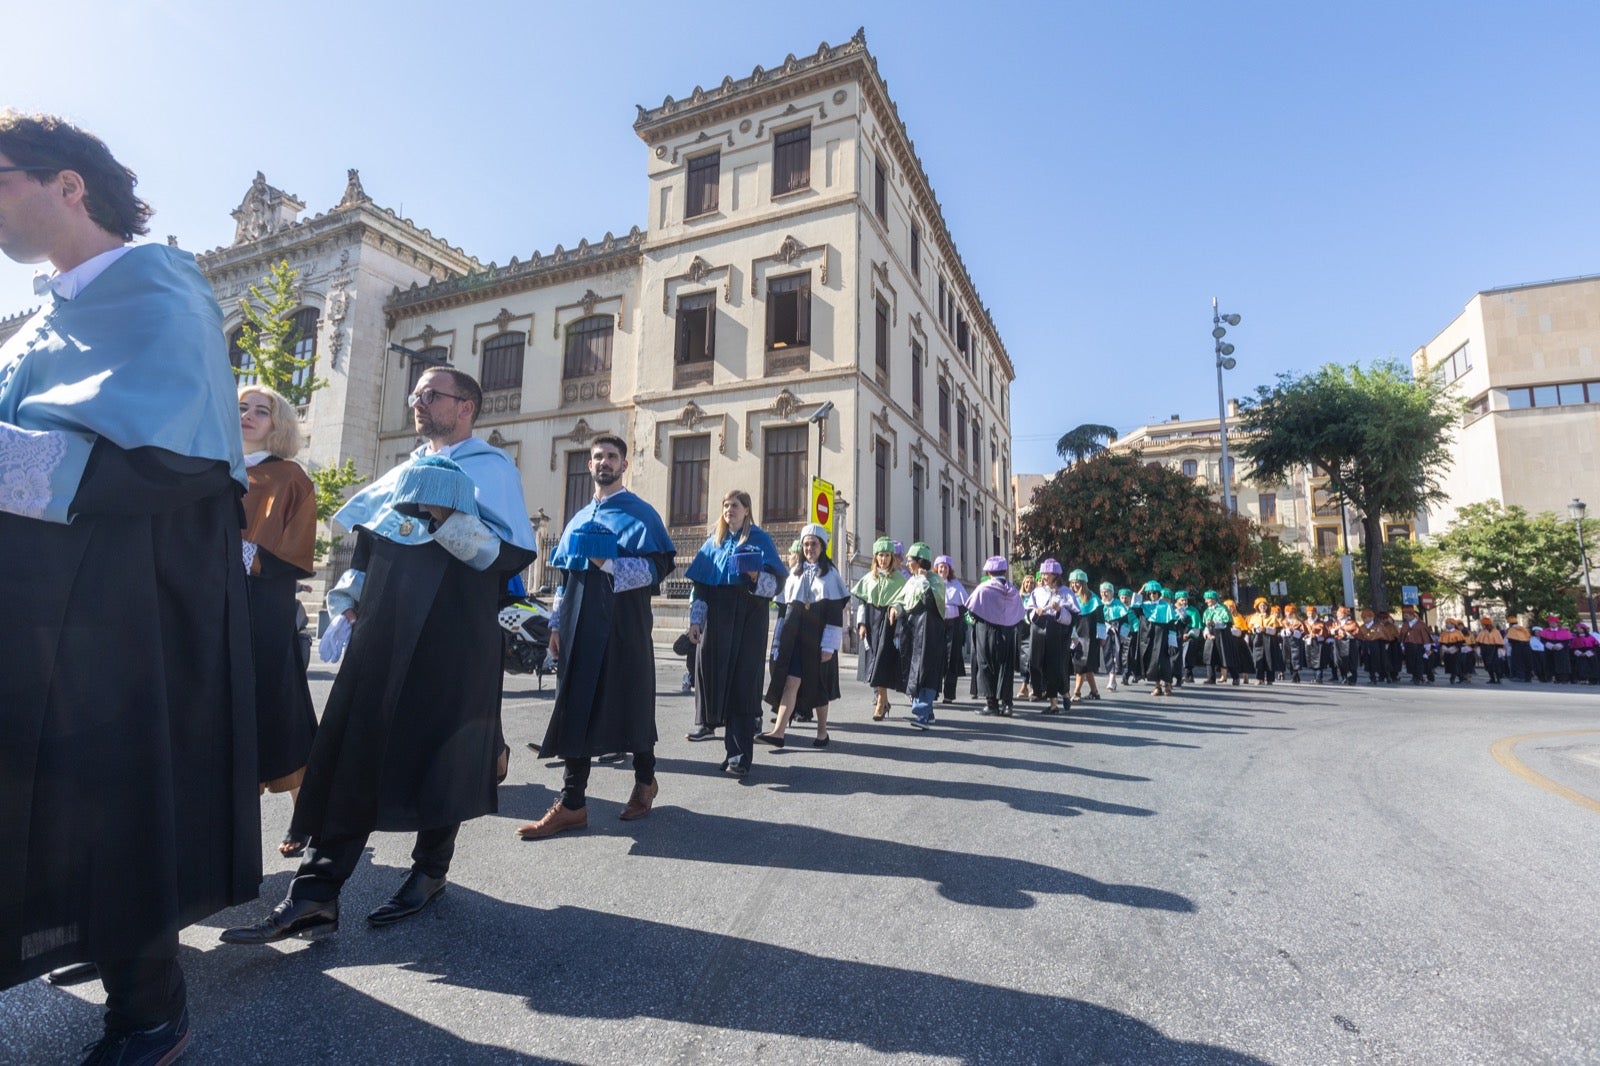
[1410,273,1600,534]
[381,30,1015,590]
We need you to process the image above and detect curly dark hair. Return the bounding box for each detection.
[0,111,151,239]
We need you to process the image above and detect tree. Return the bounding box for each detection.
[1018,450,1256,593]
[1236,360,1460,611]
[1241,537,1344,607]
[233,259,328,406]
[1055,423,1120,467]
[1355,536,1443,612]
[308,459,367,565]
[1430,501,1581,619]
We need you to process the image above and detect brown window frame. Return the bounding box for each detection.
[563,450,592,528]
[761,424,810,524]
[563,315,614,379]
[675,292,716,365]
[874,296,890,382]
[874,436,890,536]
[668,434,711,528]
[772,125,811,196]
[873,156,887,223]
[686,150,720,218]
[480,331,526,392]
[766,272,811,350]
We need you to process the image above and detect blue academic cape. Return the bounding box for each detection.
[334,437,536,550]
[550,489,674,571]
[0,244,245,522]
[683,524,786,587]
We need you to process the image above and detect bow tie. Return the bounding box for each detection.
[33,272,55,297]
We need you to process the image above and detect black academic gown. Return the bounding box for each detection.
[692,582,771,730]
[540,553,676,759]
[293,528,536,839]
[856,601,901,688]
[249,552,317,786]
[2,445,258,987]
[897,584,946,694]
[765,595,846,714]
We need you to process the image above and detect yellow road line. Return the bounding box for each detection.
[1489,731,1600,815]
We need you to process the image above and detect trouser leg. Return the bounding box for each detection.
[633,748,657,786]
[726,705,757,765]
[290,832,371,902]
[411,823,460,879]
[98,930,184,1033]
[562,757,593,809]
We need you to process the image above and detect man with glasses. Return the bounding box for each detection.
[222,365,536,945]
[0,112,256,1064]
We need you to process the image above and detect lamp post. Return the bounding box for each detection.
[1213,299,1241,600]
[1571,498,1597,630]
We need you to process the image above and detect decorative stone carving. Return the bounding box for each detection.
[420,324,439,345]
[494,307,515,332]
[869,405,900,468]
[744,388,822,450]
[661,257,733,312]
[230,172,305,246]
[549,417,608,470]
[338,169,371,207]
[749,236,831,295]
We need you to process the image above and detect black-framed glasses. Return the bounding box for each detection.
[0,166,58,175]
[407,387,467,408]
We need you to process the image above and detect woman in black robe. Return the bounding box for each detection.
[853,538,905,720]
[1026,562,1075,713]
[967,557,1025,716]
[762,526,850,747]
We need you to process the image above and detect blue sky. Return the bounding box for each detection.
[4,1,1597,476]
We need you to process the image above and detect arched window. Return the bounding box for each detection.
[288,307,320,390]
[227,326,256,385]
[564,316,613,379]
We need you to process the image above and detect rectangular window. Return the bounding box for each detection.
[686,151,720,218]
[874,437,889,536]
[1315,527,1340,557]
[911,340,924,416]
[563,450,591,527]
[992,520,1000,559]
[762,424,809,523]
[675,292,715,364]
[1533,385,1559,407]
[874,296,890,381]
[480,331,525,391]
[910,223,921,278]
[1386,524,1412,544]
[956,400,968,456]
[1558,383,1588,405]
[1259,493,1278,523]
[937,276,947,325]
[766,273,811,349]
[956,312,969,356]
[773,125,811,195]
[958,497,969,574]
[1507,388,1532,409]
[911,463,925,543]
[562,317,613,379]
[669,435,711,527]
[972,418,981,475]
[940,485,952,559]
[939,379,951,434]
[873,156,887,223]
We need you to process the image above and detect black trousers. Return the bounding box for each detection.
[289,823,461,903]
[723,705,757,768]
[99,930,184,1033]
[562,749,656,809]
[940,620,965,701]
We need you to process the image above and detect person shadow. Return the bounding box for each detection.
[7,864,1266,1066]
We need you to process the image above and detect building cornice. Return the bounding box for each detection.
[196,199,478,279]
[385,228,646,320]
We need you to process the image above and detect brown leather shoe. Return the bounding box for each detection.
[517,800,587,839]
[619,779,659,821]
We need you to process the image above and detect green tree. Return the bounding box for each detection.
[1018,450,1256,593]
[1236,360,1460,611]
[233,259,327,406]
[1054,423,1120,467]
[1430,501,1580,619]
[308,459,367,564]
[1241,537,1344,607]
[1354,536,1444,612]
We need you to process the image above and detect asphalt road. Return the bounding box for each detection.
[6,660,1599,1065]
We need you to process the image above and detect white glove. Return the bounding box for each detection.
[319,614,353,663]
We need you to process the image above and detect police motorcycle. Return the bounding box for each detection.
[499,572,554,686]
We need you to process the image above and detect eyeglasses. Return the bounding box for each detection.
[407,387,467,408]
[0,166,58,175]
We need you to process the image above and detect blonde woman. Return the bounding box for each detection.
[238,385,319,856]
[853,537,905,720]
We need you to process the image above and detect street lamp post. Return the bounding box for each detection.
[1571,498,1597,630]
[1213,299,1241,600]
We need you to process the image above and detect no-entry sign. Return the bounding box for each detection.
[811,477,834,527]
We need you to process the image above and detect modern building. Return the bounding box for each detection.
[1410,273,1600,534]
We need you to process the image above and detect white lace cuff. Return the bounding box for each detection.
[432,511,502,571]
[689,599,709,628]
[242,540,259,574]
[610,556,655,592]
[754,572,778,599]
[0,422,94,524]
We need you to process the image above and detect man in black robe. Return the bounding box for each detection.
[222,367,536,944]
[519,435,676,838]
[0,113,258,1063]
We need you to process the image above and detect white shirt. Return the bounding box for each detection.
[37,245,132,300]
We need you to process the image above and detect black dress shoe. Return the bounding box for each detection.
[685,726,717,741]
[43,961,98,987]
[221,897,339,944]
[367,870,447,926]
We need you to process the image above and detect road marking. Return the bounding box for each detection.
[1489,731,1600,814]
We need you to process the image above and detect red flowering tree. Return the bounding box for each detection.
[1017,451,1256,592]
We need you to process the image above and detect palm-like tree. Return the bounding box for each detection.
[1055,423,1120,467]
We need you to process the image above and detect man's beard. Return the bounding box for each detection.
[415,410,450,438]
[592,469,620,487]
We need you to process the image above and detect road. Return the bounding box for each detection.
[5,660,1599,1064]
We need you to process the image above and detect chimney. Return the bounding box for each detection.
[1227,398,1240,418]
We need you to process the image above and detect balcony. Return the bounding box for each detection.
[562,374,612,406]
[673,360,714,390]
[764,347,809,376]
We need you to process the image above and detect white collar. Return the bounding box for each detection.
[36,245,131,301]
[244,450,273,467]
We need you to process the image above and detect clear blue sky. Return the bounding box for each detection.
[5,1,1597,476]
